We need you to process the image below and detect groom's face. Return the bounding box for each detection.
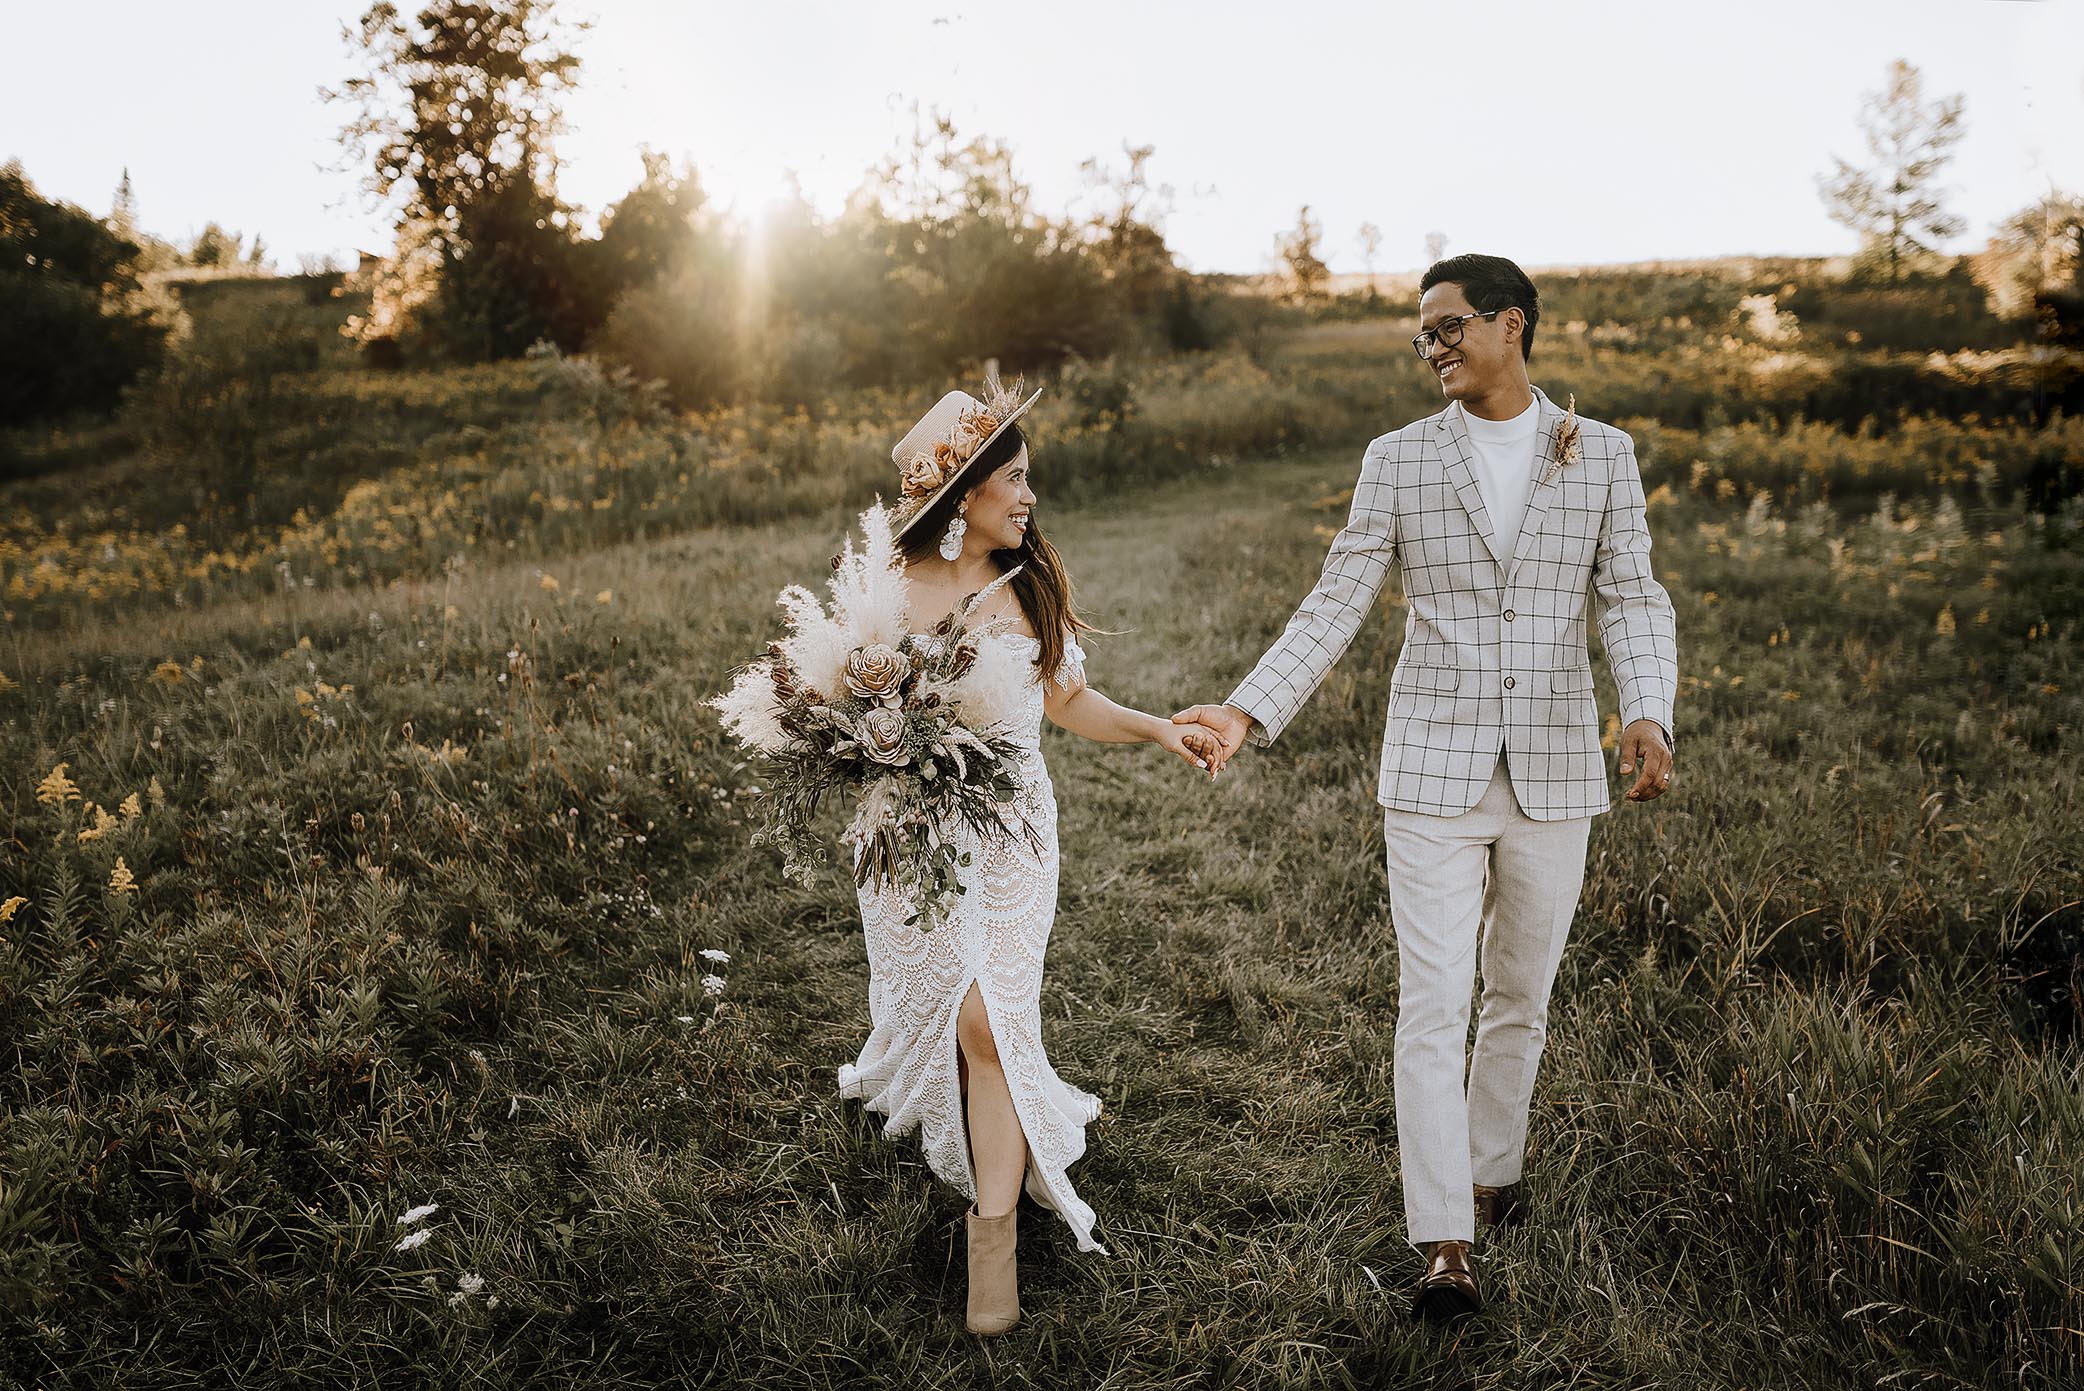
[1418,282,1518,403]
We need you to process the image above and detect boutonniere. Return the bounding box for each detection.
[1541,393,1581,486]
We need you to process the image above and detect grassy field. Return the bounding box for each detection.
[2,354,2079,1388]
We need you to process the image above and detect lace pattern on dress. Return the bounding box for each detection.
[836,628,1108,1254]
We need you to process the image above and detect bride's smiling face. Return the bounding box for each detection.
[961,445,1036,551]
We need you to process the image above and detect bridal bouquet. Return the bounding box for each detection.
[710,505,1041,928]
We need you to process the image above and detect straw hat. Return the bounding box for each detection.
[889,366,1042,540]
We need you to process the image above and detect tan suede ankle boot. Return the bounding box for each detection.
[964,1204,1020,1335]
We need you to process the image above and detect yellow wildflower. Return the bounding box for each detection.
[148,660,185,686]
[119,792,142,820]
[0,895,25,923]
[539,574,560,592]
[0,672,15,694]
[36,762,81,806]
[108,857,138,895]
[595,589,613,605]
[1935,605,1956,638]
[147,775,166,809]
[77,803,118,843]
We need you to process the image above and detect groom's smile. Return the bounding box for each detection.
[1416,279,1530,419]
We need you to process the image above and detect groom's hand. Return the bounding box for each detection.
[1171,704,1255,775]
[1619,720,1674,802]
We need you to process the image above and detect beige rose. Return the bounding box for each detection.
[844,643,907,701]
[856,707,910,766]
[900,451,945,498]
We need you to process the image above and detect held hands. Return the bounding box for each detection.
[1156,717,1228,779]
[1619,719,1675,802]
[1169,703,1255,776]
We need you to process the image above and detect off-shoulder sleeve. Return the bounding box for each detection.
[1052,633,1088,692]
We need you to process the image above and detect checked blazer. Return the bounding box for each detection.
[1227,385,1677,822]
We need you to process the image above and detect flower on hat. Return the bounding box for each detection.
[958,406,1002,442]
[900,452,947,498]
[890,366,1033,528]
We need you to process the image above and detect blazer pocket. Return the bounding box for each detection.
[1394,664,1461,695]
[1549,667,1593,695]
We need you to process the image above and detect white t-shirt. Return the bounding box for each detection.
[1457,395,1540,566]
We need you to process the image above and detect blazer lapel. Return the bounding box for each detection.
[1436,406,1505,569]
[1507,386,1564,584]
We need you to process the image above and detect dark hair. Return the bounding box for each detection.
[1420,253,1540,362]
[900,422,1091,683]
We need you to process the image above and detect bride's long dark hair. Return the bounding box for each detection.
[899,423,1092,684]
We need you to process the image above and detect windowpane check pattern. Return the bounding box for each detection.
[1226,387,1679,821]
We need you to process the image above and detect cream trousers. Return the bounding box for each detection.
[1382,755,1592,1245]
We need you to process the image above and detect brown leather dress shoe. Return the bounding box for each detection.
[1474,1182,1525,1230]
[1410,1239,1483,1322]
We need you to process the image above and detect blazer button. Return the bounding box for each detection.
[1504,675,1517,690]
[1503,609,1516,622]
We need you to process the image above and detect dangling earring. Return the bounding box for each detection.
[939,510,967,561]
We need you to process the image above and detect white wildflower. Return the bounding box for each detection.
[458,1273,484,1295]
[394,1228,434,1252]
[698,948,730,965]
[701,974,727,998]
[397,1203,440,1226]
[676,1014,695,1024]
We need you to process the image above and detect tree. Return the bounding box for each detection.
[1275,204,1329,300]
[188,223,247,268]
[0,161,166,427]
[1817,59,1966,284]
[1972,190,2084,320]
[1356,222,1382,294]
[324,0,589,357]
[109,168,139,240]
[1078,141,1185,329]
[1424,231,1448,265]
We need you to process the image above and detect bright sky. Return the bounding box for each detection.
[5,0,2081,274]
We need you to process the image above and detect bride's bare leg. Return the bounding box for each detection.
[956,983,1028,1218]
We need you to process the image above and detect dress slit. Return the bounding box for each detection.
[838,629,1108,1254]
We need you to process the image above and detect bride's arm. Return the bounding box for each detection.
[1045,668,1218,772]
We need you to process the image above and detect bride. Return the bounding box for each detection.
[836,375,1221,1335]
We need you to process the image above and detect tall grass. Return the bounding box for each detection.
[1,402,2077,1385]
[5,321,2080,636]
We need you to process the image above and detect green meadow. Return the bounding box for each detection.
[1,305,2080,1388]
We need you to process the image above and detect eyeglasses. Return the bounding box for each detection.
[1412,309,1503,360]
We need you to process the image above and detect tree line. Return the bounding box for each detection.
[2,11,2078,435]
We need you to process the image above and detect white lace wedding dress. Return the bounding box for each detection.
[837,630,1108,1255]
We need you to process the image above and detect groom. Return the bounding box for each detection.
[1177,254,1677,1321]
